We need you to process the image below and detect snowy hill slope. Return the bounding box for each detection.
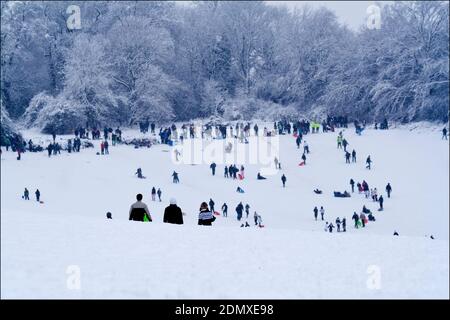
[1,125,448,298]
[1,210,448,299]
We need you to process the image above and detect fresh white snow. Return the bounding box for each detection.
[1,125,448,298]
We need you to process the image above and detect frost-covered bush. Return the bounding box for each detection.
[23,93,86,134]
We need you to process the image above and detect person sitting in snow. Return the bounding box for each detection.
[198,202,215,226]
[257,172,267,180]
[236,186,245,193]
[163,198,184,225]
[129,194,152,222]
[327,222,335,233]
[135,168,145,179]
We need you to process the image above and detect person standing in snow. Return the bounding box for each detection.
[151,187,156,201]
[224,166,229,178]
[222,203,228,217]
[198,202,216,226]
[301,153,307,165]
[342,138,349,152]
[303,140,309,154]
[313,206,319,221]
[281,174,287,187]
[35,189,40,202]
[104,140,109,154]
[296,135,301,149]
[236,202,244,221]
[442,127,448,140]
[379,195,384,211]
[210,162,217,176]
[209,198,215,213]
[23,188,30,200]
[245,204,250,218]
[345,151,351,163]
[385,183,392,198]
[337,135,343,149]
[155,188,161,202]
[366,155,372,169]
[336,217,341,232]
[256,212,263,227]
[351,149,356,163]
[342,218,346,232]
[163,198,183,225]
[100,141,105,155]
[359,212,366,227]
[172,171,179,183]
[352,212,359,228]
[320,206,325,221]
[350,179,355,193]
[129,194,152,222]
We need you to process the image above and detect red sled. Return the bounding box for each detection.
[213,211,221,216]
[298,161,305,166]
[293,133,298,138]
[238,174,244,180]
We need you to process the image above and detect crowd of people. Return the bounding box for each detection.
[8,116,447,238]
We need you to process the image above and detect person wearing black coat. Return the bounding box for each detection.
[236,202,244,221]
[385,183,392,198]
[313,206,318,221]
[379,195,384,210]
[209,198,215,213]
[350,179,355,193]
[35,189,40,202]
[163,198,184,225]
[210,162,217,176]
[281,174,287,187]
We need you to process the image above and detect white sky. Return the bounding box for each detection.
[266,1,392,30]
[178,1,393,31]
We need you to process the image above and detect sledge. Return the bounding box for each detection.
[39,201,44,204]
[238,174,244,180]
[259,225,265,228]
[377,208,384,212]
[213,211,221,216]
[298,161,305,166]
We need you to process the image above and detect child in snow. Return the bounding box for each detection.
[327,223,335,233]
[236,186,245,193]
[320,206,325,220]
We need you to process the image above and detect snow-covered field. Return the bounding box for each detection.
[1,125,448,298]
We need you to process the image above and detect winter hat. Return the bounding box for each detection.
[170,197,177,205]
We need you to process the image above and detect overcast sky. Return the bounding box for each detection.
[179,1,392,31]
[266,1,391,31]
